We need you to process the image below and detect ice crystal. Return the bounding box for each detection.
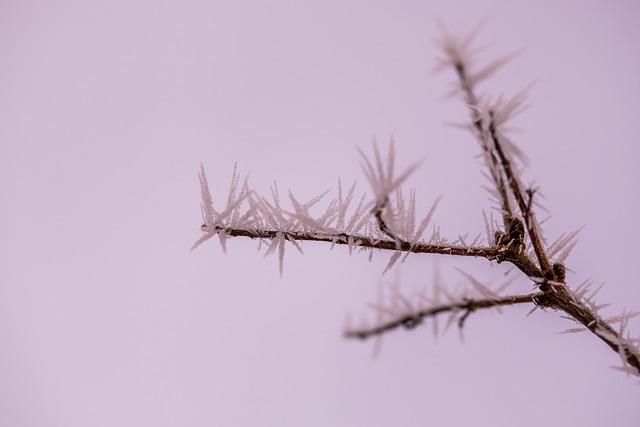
[193,141,444,273]
[357,138,422,208]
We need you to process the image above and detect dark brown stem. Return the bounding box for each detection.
[204,226,503,260]
[452,62,551,277]
[372,197,404,249]
[447,52,640,375]
[345,292,541,339]
[454,62,513,227]
[543,282,640,374]
[488,113,553,277]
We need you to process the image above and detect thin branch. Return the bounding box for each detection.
[453,61,513,228]
[488,113,552,276]
[450,48,552,277]
[345,292,541,339]
[372,197,404,250]
[200,225,505,260]
[530,278,640,374]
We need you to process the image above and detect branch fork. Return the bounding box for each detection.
[194,27,640,376]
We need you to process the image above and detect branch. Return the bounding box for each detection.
[436,28,640,375]
[531,279,640,374]
[196,225,503,260]
[488,113,552,276]
[372,196,404,250]
[453,61,514,227]
[450,44,552,277]
[345,292,541,340]
[195,27,640,377]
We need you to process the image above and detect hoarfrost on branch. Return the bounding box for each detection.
[192,26,640,377]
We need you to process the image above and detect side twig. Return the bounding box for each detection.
[345,292,542,339]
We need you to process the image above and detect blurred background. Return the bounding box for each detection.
[2,1,639,426]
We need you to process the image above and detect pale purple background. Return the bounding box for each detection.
[2,1,640,426]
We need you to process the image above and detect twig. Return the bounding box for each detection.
[488,113,552,276]
[345,292,541,339]
[372,197,405,250]
[199,225,502,260]
[453,61,514,227]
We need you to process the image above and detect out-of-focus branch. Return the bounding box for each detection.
[345,292,542,340]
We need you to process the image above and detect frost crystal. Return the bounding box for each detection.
[357,138,422,208]
[193,142,444,274]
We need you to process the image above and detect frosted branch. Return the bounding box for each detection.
[192,25,640,378]
[345,292,541,340]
